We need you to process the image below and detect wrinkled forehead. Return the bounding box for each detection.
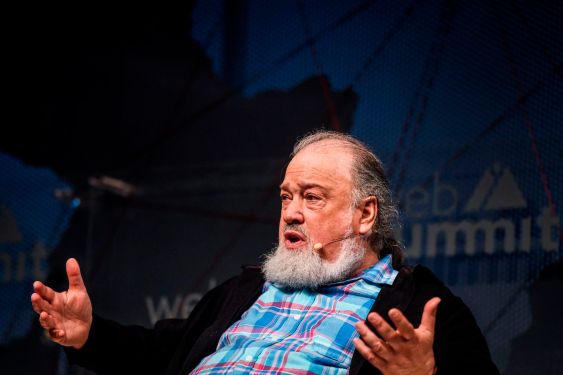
[282,141,355,185]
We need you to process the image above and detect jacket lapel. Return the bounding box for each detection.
[348,266,415,375]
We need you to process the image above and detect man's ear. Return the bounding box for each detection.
[358,196,377,235]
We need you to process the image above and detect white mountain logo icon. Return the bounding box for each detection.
[464,162,526,212]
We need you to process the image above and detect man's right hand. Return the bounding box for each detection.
[31,258,92,349]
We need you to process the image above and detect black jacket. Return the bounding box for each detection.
[66,265,499,374]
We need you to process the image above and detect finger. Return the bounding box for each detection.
[66,258,86,291]
[420,297,441,332]
[355,321,383,348]
[39,311,56,330]
[353,337,387,370]
[33,281,56,303]
[356,321,394,360]
[367,312,397,342]
[48,328,66,341]
[388,308,415,341]
[31,293,51,314]
[31,293,42,314]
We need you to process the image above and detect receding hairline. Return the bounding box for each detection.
[282,132,373,189]
[284,140,357,186]
[292,138,368,165]
[291,132,372,157]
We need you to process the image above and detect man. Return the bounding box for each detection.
[31,130,498,374]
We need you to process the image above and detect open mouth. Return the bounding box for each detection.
[284,230,306,248]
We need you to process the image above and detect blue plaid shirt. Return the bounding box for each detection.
[190,255,398,374]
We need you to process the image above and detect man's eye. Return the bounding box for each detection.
[280,194,291,201]
[305,194,320,201]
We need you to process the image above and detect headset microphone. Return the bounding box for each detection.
[313,234,363,251]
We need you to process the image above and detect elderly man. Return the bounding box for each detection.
[31,131,498,374]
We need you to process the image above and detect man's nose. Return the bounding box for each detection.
[282,199,304,224]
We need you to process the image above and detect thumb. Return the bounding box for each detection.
[66,258,86,291]
[420,297,441,332]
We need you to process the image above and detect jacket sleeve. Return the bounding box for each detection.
[410,267,499,375]
[64,276,236,375]
[432,294,499,374]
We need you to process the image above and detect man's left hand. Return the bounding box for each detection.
[353,297,441,375]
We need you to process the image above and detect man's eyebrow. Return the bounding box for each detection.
[301,182,328,190]
[279,182,328,191]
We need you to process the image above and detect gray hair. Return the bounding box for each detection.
[289,129,404,268]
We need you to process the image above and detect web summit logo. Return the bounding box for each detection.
[398,162,560,259]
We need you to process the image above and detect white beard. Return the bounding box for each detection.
[262,229,366,290]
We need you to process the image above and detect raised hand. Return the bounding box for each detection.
[353,297,441,375]
[30,258,93,349]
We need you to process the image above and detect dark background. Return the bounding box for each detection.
[0,1,561,374]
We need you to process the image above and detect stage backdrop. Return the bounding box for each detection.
[1,1,561,374]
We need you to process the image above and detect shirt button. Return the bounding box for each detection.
[245,355,253,362]
[293,314,300,320]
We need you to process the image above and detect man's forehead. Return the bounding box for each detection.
[280,143,354,189]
